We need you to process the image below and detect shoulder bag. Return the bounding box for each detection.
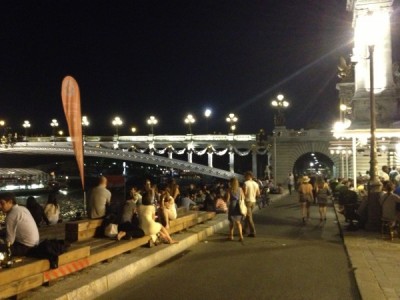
[239,189,247,216]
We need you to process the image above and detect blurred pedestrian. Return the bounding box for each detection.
[243,171,260,237]
[315,178,331,222]
[287,172,295,195]
[226,177,244,242]
[298,176,314,224]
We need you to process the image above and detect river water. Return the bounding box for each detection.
[14,183,86,221]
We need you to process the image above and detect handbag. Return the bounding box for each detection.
[239,189,247,216]
[104,223,119,238]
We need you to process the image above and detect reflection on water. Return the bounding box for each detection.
[15,187,85,221]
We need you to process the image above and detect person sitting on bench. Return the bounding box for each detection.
[138,183,178,245]
[0,192,40,256]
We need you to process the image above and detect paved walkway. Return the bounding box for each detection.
[334,204,400,300]
[24,192,400,300]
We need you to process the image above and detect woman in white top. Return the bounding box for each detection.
[160,189,177,229]
[137,180,178,245]
[44,193,61,225]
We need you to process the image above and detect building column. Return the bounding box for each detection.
[229,151,234,173]
[252,147,257,178]
[352,136,357,189]
[187,151,193,163]
[207,151,213,168]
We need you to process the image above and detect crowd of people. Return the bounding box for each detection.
[2,165,399,260]
[292,165,400,234]
[86,171,265,244]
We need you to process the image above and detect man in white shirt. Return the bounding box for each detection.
[0,192,40,256]
[243,171,260,237]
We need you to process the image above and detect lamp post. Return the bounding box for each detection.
[362,11,382,231]
[112,116,123,136]
[50,119,59,138]
[204,108,211,133]
[131,127,137,134]
[271,94,289,127]
[147,116,158,135]
[226,113,238,134]
[22,120,31,139]
[184,114,195,134]
[82,116,89,142]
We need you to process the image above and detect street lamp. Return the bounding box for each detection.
[184,114,195,134]
[147,116,158,135]
[0,120,5,137]
[271,94,289,126]
[204,108,211,133]
[82,116,89,141]
[50,119,59,137]
[131,126,137,134]
[82,116,89,130]
[226,113,238,133]
[362,11,382,230]
[22,120,31,139]
[112,116,123,136]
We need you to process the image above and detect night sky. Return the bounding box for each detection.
[0,1,398,137]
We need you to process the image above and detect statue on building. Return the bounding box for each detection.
[393,62,400,88]
[337,56,354,83]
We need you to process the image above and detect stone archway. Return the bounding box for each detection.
[292,152,334,179]
[272,135,338,184]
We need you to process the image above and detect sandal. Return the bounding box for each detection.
[227,236,233,241]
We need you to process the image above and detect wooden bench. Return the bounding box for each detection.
[0,244,90,299]
[169,211,216,233]
[65,218,104,242]
[65,206,191,243]
[0,210,216,299]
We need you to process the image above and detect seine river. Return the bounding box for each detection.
[0,153,126,221]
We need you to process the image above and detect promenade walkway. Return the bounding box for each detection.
[334,205,400,300]
[22,192,400,300]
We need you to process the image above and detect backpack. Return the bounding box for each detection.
[29,239,70,269]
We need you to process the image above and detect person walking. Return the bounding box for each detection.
[287,172,295,195]
[226,177,244,242]
[298,176,314,224]
[242,171,260,237]
[315,178,331,222]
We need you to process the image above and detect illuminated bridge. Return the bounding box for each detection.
[0,134,269,181]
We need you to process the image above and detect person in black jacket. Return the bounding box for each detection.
[26,196,48,227]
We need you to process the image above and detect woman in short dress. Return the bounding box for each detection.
[315,178,331,222]
[226,177,244,242]
[138,180,178,245]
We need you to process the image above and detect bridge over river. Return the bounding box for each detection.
[0,134,270,181]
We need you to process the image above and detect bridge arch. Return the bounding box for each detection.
[0,145,244,181]
[273,137,340,183]
[292,152,334,178]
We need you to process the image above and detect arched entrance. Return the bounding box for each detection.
[293,152,334,179]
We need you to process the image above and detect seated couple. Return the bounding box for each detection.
[118,180,178,245]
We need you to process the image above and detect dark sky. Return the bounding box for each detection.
[1,0,397,137]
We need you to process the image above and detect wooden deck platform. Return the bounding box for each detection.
[0,209,216,299]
